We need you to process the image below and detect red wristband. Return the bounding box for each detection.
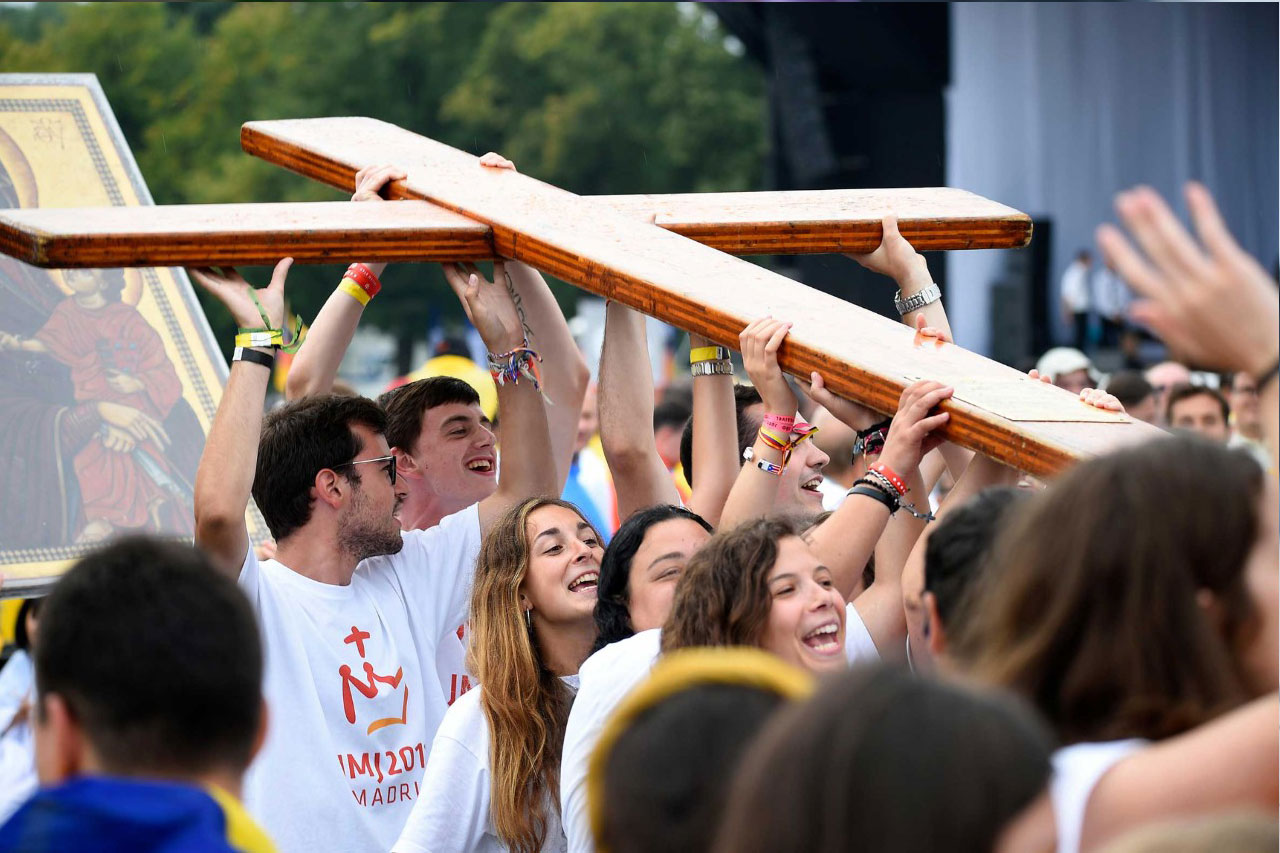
[868,462,907,496]
[345,263,382,299]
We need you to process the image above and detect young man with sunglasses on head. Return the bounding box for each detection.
[190,249,557,853]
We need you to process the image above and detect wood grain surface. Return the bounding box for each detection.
[0,187,1030,268]
[237,117,1159,475]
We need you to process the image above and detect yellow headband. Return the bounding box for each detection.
[586,646,815,852]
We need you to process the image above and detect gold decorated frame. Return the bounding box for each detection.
[0,74,266,596]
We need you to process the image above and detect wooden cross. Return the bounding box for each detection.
[0,117,1160,475]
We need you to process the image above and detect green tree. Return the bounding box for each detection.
[0,2,766,372]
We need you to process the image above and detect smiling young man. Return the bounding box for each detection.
[284,161,589,705]
[191,253,557,853]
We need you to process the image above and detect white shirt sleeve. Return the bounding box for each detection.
[393,732,492,853]
[844,603,880,665]
[379,503,483,638]
[237,544,262,609]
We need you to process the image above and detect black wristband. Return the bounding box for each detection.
[1255,359,1279,391]
[233,346,275,370]
[848,482,898,514]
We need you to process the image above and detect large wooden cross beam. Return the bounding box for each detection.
[0,117,1160,475]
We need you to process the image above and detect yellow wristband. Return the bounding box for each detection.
[234,330,283,349]
[339,277,372,306]
[690,345,729,364]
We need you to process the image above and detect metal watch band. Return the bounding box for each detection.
[691,359,734,377]
[893,282,942,316]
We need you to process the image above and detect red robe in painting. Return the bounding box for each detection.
[34,298,189,534]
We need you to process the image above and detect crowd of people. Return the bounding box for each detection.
[0,161,1275,853]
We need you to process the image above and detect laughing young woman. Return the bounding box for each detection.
[394,497,603,853]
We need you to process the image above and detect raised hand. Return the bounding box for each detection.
[802,370,883,432]
[846,214,931,288]
[912,312,949,345]
[878,380,953,476]
[188,258,292,332]
[479,151,517,172]
[1096,182,1279,375]
[441,261,524,353]
[1028,368,1124,412]
[739,316,797,415]
[351,164,407,202]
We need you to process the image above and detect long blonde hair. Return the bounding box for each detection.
[468,497,591,853]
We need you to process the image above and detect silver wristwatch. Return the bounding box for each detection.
[691,360,734,377]
[893,282,942,316]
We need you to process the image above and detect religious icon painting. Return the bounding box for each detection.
[0,74,268,595]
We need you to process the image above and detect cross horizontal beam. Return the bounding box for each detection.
[0,189,1029,269]
[238,117,1159,476]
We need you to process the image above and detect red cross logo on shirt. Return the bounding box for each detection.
[338,625,409,734]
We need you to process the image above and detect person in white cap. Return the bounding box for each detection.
[1034,347,1097,395]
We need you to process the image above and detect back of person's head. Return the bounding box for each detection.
[594,505,713,652]
[653,387,692,433]
[1104,370,1155,411]
[661,515,805,653]
[253,393,387,541]
[34,536,262,781]
[590,648,814,853]
[924,486,1028,630]
[679,384,761,487]
[714,665,1053,853]
[950,436,1263,744]
[377,376,481,454]
[13,596,42,652]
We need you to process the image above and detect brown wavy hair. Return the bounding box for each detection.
[661,516,808,654]
[469,497,596,853]
[949,436,1263,745]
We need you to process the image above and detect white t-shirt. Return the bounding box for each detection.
[561,604,880,853]
[1060,260,1092,313]
[394,676,578,853]
[1050,738,1147,853]
[240,504,482,853]
[437,623,476,708]
[0,650,35,823]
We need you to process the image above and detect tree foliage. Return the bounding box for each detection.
[0,2,766,369]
